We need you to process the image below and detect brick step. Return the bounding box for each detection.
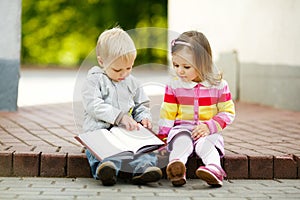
[0,151,299,179]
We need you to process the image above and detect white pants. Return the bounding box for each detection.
[169,133,222,168]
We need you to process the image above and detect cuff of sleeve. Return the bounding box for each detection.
[115,112,125,125]
[203,120,217,135]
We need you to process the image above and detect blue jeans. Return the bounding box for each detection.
[85,149,158,179]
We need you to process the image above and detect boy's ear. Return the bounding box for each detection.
[97,56,103,66]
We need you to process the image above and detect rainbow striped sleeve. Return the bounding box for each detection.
[158,85,178,140]
[204,82,235,134]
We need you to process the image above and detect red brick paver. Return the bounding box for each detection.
[0,101,299,179]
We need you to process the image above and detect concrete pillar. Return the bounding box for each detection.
[216,51,240,101]
[0,0,21,111]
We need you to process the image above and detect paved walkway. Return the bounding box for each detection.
[1,68,300,199]
[0,68,300,179]
[0,177,300,200]
[0,101,299,179]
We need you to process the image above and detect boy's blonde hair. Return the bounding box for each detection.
[96,27,137,69]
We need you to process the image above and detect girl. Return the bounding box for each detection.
[158,31,235,187]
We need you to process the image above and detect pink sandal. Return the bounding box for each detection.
[166,160,186,186]
[196,164,226,187]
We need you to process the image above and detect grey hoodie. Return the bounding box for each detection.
[81,66,151,132]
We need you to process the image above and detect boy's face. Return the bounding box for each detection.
[105,57,134,82]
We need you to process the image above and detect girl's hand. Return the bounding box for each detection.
[141,118,152,129]
[120,115,139,131]
[191,123,210,140]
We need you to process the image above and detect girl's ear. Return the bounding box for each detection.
[97,56,103,66]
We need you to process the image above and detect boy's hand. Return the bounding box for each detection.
[120,115,139,131]
[191,123,210,140]
[141,118,152,129]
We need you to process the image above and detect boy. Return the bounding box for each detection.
[81,27,162,186]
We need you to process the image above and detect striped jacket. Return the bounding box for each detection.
[158,77,235,141]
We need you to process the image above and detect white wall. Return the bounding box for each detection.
[168,0,300,111]
[168,0,300,66]
[0,0,21,60]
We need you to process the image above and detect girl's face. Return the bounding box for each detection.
[172,48,201,82]
[104,57,134,82]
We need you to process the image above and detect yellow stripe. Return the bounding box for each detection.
[160,102,178,120]
[161,100,235,122]
[198,105,218,120]
[128,107,133,116]
[217,100,235,114]
[177,105,194,120]
[177,104,219,121]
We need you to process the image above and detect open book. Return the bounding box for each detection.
[75,124,165,161]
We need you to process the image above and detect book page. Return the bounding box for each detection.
[110,124,164,154]
[76,129,131,160]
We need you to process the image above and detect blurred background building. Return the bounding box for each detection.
[0,0,299,111]
[0,0,21,111]
[169,0,300,111]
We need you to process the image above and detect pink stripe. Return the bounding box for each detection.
[176,96,219,105]
[174,120,195,126]
[159,126,172,135]
[165,85,174,95]
[213,116,227,129]
[204,119,218,134]
[219,93,232,102]
[217,112,234,124]
[173,87,220,98]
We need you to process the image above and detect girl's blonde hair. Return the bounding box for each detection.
[171,31,222,85]
[96,27,137,68]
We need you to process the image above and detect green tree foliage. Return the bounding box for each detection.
[22,0,167,68]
